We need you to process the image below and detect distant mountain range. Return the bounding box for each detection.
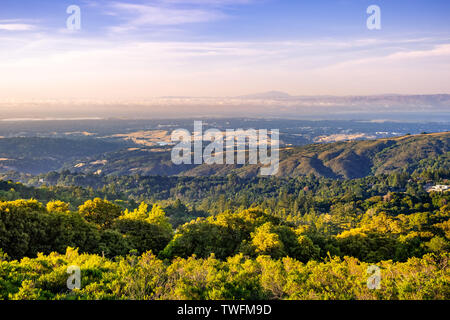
[1,93,449,121]
[237,91,295,99]
[237,92,450,108]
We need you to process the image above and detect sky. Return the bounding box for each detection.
[0,0,450,101]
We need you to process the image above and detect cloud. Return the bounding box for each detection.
[0,24,449,99]
[162,0,255,5]
[0,19,38,31]
[323,43,450,71]
[100,0,256,32]
[110,2,223,27]
[387,44,450,59]
[0,24,35,31]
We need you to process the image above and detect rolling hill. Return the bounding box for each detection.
[66,132,449,179]
[273,132,450,179]
[0,137,124,174]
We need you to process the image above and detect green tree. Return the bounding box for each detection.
[46,200,70,213]
[79,198,122,228]
[251,223,285,259]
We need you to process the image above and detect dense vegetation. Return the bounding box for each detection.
[0,132,448,300]
[0,167,448,299]
[2,248,448,300]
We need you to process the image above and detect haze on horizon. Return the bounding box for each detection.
[0,0,450,103]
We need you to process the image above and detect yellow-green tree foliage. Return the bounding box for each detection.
[0,248,448,300]
[251,223,284,258]
[78,198,122,228]
[46,200,70,213]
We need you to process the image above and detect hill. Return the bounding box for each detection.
[0,137,123,174]
[181,132,449,179]
[64,132,449,179]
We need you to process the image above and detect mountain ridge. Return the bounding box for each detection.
[64,132,449,179]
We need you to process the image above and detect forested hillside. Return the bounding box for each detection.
[183,132,449,179]
[58,132,449,178]
[0,164,449,299]
[0,138,123,174]
[0,132,448,300]
[1,132,448,179]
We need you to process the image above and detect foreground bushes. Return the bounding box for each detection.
[1,197,449,264]
[0,196,448,300]
[0,248,448,300]
[0,199,172,260]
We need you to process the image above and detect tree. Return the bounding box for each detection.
[161,220,240,259]
[0,199,100,259]
[146,205,173,234]
[425,236,449,253]
[113,218,172,255]
[121,202,149,221]
[78,198,122,228]
[46,200,70,213]
[251,223,284,259]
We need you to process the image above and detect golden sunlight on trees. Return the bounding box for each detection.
[79,198,122,228]
[251,223,284,258]
[46,200,70,213]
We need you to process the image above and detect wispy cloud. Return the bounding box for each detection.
[162,0,255,5]
[109,2,223,30]
[0,19,36,31]
[1,31,449,100]
[0,1,449,99]
[0,24,35,31]
[100,0,255,33]
[323,42,450,71]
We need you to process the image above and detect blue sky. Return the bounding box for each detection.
[0,0,449,100]
[2,0,450,40]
